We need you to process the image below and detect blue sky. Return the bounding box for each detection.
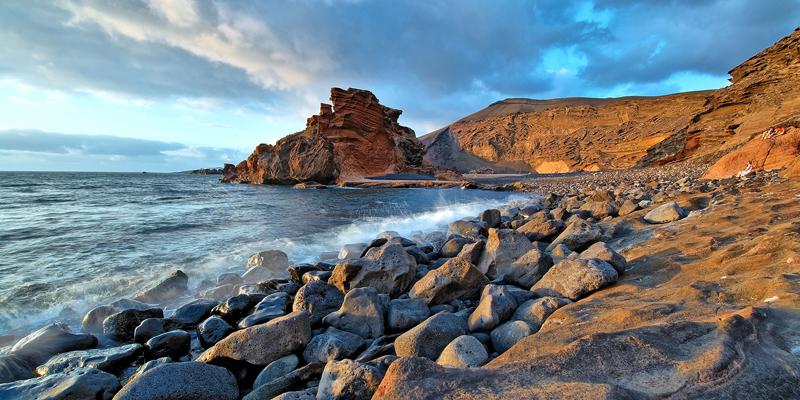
[0,0,798,172]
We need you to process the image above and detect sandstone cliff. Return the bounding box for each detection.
[222,88,427,184]
[423,27,800,174]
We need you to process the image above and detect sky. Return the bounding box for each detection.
[0,1,798,172]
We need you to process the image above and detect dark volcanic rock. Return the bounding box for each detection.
[132,270,188,304]
[35,343,142,376]
[81,306,118,334]
[196,316,234,349]
[103,308,164,344]
[0,323,98,383]
[292,280,345,326]
[144,330,191,360]
[0,367,119,400]
[394,312,469,360]
[114,362,238,400]
[238,292,292,329]
[170,299,219,326]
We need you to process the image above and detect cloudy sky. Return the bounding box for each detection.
[1,0,798,172]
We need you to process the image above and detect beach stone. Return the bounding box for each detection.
[211,293,266,323]
[293,280,345,326]
[133,317,186,344]
[2,323,99,381]
[518,204,542,218]
[513,297,572,331]
[386,236,418,248]
[132,270,188,304]
[114,362,238,400]
[439,236,473,258]
[272,389,317,400]
[338,243,367,260]
[126,357,171,383]
[387,299,430,331]
[242,363,324,400]
[551,207,568,220]
[618,199,639,216]
[290,263,327,283]
[323,287,385,339]
[579,201,618,220]
[242,266,277,284]
[468,285,518,332]
[517,218,565,242]
[197,284,235,300]
[404,246,429,265]
[545,219,603,252]
[144,330,190,360]
[197,310,311,366]
[436,335,488,368]
[457,240,485,266]
[580,242,628,274]
[550,243,574,258]
[196,316,234,348]
[378,231,401,240]
[238,292,292,329]
[170,298,218,326]
[531,258,619,301]
[110,299,150,311]
[302,270,332,284]
[35,343,142,376]
[81,306,118,334]
[0,367,119,400]
[395,312,469,360]
[476,228,534,280]
[303,327,365,364]
[480,209,502,229]
[504,248,554,289]
[253,354,300,390]
[447,220,487,238]
[317,359,385,400]
[408,258,489,306]
[247,250,290,272]
[644,201,685,224]
[0,353,43,383]
[217,272,243,287]
[490,320,535,354]
[330,244,417,298]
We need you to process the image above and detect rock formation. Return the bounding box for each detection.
[221,88,427,184]
[423,27,800,174]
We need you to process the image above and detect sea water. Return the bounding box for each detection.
[0,172,534,336]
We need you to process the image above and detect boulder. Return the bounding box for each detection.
[504,248,554,289]
[479,209,502,229]
[339,243,368,260]
[216,273,243,287]
[317,359,386,400]
[617,199,639,216]
[292,280,345,326]
[133,317,186,344]
[490,320,535,354]
[81,306,118,334]
[468,285,518,332]
[439,236,473,258]
[329,244,416,298]
[394,312,469,360]
[242,266,277,284]
[580,242,628,274]
[289,263,333,283]
[238,292,292,329]
[545,219,603,252]
[513,297,572,331]
[242,363,324,400]
[197,310,312,366]
[387,299,431,331]
[517,218,565,242]
[643,201,685,224]
[476,229,534,280]
[144,330,190,360]
[323,287,385,339]
[457,240,485,266]
[436,335,488,368]
[253,354,299,390]
[447,220,487,238]
[0,323,98,383]
[114,362,238,400]
[518,204,542,218]
[247,249,290,272]
[211,293,266,323]
[579,201,618,219]
[196,316,234,349]
[272,389,317,400]
[0,367,119,400]
[132,270,188,304]
[35,343,142,376]
[550,243,574,258]
[408,258,489,306]
[302,327,365,364]
[531,258,619,301]
[170,299,218,326]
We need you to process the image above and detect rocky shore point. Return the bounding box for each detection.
[1,165,799,399]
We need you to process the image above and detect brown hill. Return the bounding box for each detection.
[423,27,800,174]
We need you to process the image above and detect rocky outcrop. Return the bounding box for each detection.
[222,88,427,184]
[422,27,800,174]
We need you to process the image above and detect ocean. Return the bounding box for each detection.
[0,172,533,337]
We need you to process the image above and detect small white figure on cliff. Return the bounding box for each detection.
[737,161,754,178]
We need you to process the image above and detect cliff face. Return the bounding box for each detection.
[222,88,426,184]
[423,27,800,174]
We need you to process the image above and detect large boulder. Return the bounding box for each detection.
[114,362,238,400]
[0,323,98,383]
[246,250,290,273]
[316,359,386,400]
[133,318,186,344]
[35,343,142,376]
[0,367,119,400]
[545,219,603,252]
[517,218,565,242]
[387,299,431,331]
[395,313,469,360]
[103,308,164,343]
[468,285,518,332]
[504,248,554,289]
[302,327,365,364]
[643,201,685,224]
[238,292,292,329]
[446,220,487,238]
[197,310,312,366]
[580,242,628,274]
[531,258,619,301]
[408,258,489,306]
[476,229,534,280]
[211,293,266,323]
[81,306,118,334]
[292,280,345,326]
[329,244,416,298]
[132,270,188,304]
[436,335,488,368]
[144,330,191,360]
[513,297,572,331]
[490,320,536,354]
[196,316,234,349]
[323,287,385,339]
[170,299,218,326]
[579,201,618,220]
